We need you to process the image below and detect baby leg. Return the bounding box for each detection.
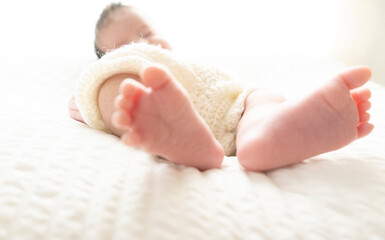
[236,66,373,171]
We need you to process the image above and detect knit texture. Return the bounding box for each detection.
[75,43,254,155]
[2,52,385,240]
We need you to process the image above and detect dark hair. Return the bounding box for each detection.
[94,2,125,58]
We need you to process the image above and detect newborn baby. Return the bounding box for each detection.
[70,3,374,171]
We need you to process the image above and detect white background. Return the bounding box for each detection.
[1,0,384,85]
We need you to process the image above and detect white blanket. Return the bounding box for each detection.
[0,52,384,240]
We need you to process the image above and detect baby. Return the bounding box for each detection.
[70,3,374,171]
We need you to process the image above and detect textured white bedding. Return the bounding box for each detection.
[0,52,384,240]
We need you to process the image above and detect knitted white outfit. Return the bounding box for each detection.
[75,43,254,156]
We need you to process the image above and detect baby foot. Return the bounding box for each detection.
[237,66,374,171]
[112,65,224,170]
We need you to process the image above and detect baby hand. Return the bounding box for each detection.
[68,96,85,124]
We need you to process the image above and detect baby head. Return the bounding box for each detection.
[94,2,171,58]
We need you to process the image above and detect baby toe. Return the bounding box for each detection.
[357,123,374,138]
[115,95,134,111]
[141,65,171,89]
[112,111,132,129]
[359,112,370,123]
[351,88,371,103]
[358,101,371,112]
[338,66,371,90]
[122,131,142,147]
[120,78,146,98]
